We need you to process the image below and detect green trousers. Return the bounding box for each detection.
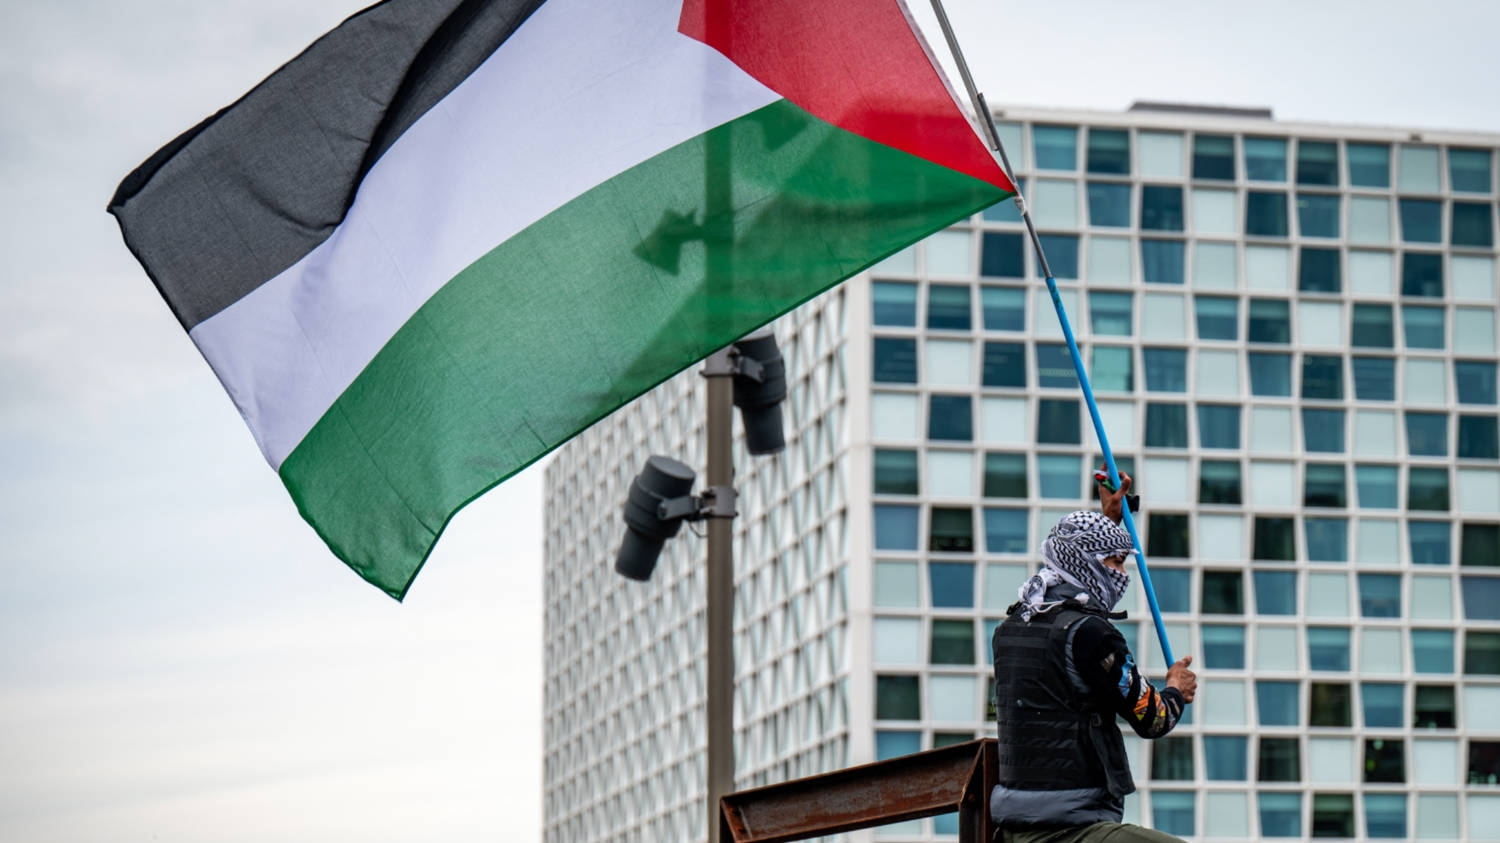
[1001,822,1185,843]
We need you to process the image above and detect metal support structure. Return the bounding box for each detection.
[927,0,1175,667]
[718,739,998,843]
[704,348,737,843]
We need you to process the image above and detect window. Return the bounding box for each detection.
[1401,253,1444,297]
[1462,523,1500,566]
[1246,191,1290,236]
[1457,361,1498,404]
[1302,355,1344,400]
[1466,631,1500,675]
[1408,468,1450,511]
[1263,795,1304,840]
[1349,197,1393,243]
[980,232,1025,279]
[1302,465,1346,508]
[1463,575,1500,620]
[1033,125,1077,170]
[1402,304,1446,350]
[1409,521,1451,565]
[1259,739,1301,784]
[1255,571,1297,614]
[1205,735,1249,780]
[1039,234,1080,280]
[1091,346,1133,392]
[1146,403,1189,448]
[1312,794,1356,838]
[979,287,1025,333]
[1087,182,1132,227]
[1153,568,1192,613]
[983,508,1027,553]
[982,453,1027,498]
[875,675,920,719]
[1363,683,1404,728]
[1297,140,1339,186]
[1414,684,1456,728]
[1307,518,1349,562]
[1144,348,1188,392]
[1309,630,1352,673]
[1347,142,1391,188]
[930,558,978,603]
[873,281,917,326]
[874,449,919,495]
[1399,145,1441,193]
[1406,412,1449,456]
[1148,514,1190,559]
[929,619,975,665]
[1248,352,1292,396]
[1452,201,1494,248]
[1248,299,1291,343]
[1087,128,1130,174]
[981,341,1025,388]
[1203,625,1246,669]
[1090,292,1133,336]
[1152,736,1195,780]
[1037,454,1080,498]
[1303,409,1346,453]
[1258,681,1299,725]
[1198,405,1241,449]
[1351,304,1394,348]
[1141,185,1185,231]
[929,510,974,554]
[873,338,917,383]
[875,561,919,608]
[1153,792,1195,838]
[984,174,1025,223]
[1356,465,1399,508]
[1355,574,1401,619]
[1244,137,1288,182]
[927,284,971,330]
[928,395,973,441]
[1194,296,1238,340]
[1364,794,1406,839]
[1412,629,1455,673]
[1254,517,1296,562]
[1141,239,1185,285]
[1352,357,1395,400]
[1300,247,1341,292]
[1139,131,1184,177]
[1036,399,1080,444]
[1298,194,1341,238]
[874,505,920,550]
[1202,570,1244,613]
[1193,134,1235,180]
[875,730,921,760]
[1450,147,1493,193]
[1469,741,1500,785]
[1200,461,1243,505]
[1035,343,1078,388]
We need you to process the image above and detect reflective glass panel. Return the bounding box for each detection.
[875,730,921,760]
[1193,134,1235,180]
[983,174,1026,223]
[1465,631,1500,676]
[1297,140,1339,185]
[1200,461,1243,505]
[1356,464,1399,508]
[1033,124,1077,170]
[1195,296,1238,340]
[1090,291,1133,336]
[1153,568,1192,613]
[1035,343,1078,388]
[874,449,919,495]
[1409,521,1451,564]
[873,337,917,383]
[1363,683,1404,728]
[1154,792,1195,838]
[1259,740,1301,786]
[1036,399,1080,444]
[1255,574,1297,615]
[981,232,1025,278]
[1141,186,1185,231]
[1087,182,1132,227]
[1246,191,1290,237]
[1304,464,1347,508]
[1348,196,1393,243]
[873,281,917,326]
[1244,137,1288,182]
[1198,404,1241,449]
[1091,346,1133,392]
[1462,576,1500,620]
[1139,131,1184,177]
[1203,625,1246,669]
[1307,517,1349,562]
[930,619,975,664]
[1204,735,1249,780]
[1039,234,1080,279]
[1147,514,1191,559]
[983,453,1027,498]
[1450,147,1493,193]
[1313,794,1357,838]
[1348,142,1391,188]
[875,561,920,608]
[1406,411,1449,456]
[1302,355,1344,399]
[1249,352,1292,396]
[1412,629,1455,673]
[1142,239,1185,285]
[1300,247,1341,292]
[1259,681,1300,725]
[1253,517,1296,562]
[1037,453,1080,498]
[1398,145,1441,193]
[1359,574,1402,617]
[983,507,1027,553]
[1308,628,1352,672]
[1260,793,1302,837]
[982,341,1026,388]
[1452,201,1494,248]
[927,284,971,330]
[1462,523,1500,567]
[875,675,920,720]
[874,505,920,549]
[1298,193,1341,238]
[1409,468,1450,512]
[1143,348,1187,392]
[1087,128,1130,174]
[1401,252,1444,297]
[1351,303,1395,348]
[1152,736,1195,780]
[1194,241,1237,289]
[1303,408,1346,453]
[1457,360,1498,404]
[981,288,1025,332]
[928,395,973,441]
[1401,199,1443,243]
[1248,299,1290,343]
[1414,684,1456,728]
[1202,570,1244,613]
[929,510,974,554]
[1365,793,1407,839]
[1146,404,1188,448]
[1352,357,1396,400]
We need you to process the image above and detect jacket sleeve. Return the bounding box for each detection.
[1072,617,1185,739]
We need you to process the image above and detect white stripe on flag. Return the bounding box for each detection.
[190,0,778,469]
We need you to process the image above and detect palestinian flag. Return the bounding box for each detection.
[109,0,1013,599]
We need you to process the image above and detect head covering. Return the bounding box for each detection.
[1016,510,1136,620]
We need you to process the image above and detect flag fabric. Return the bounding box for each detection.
[109,0,1013,599]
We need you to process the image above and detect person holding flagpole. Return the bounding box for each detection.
[990,471,1198,842]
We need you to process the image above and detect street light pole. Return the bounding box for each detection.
[703,349,736,843]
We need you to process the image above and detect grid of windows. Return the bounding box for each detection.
[868,113,1499,841]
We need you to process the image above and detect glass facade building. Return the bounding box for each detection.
[544,105,1500,841]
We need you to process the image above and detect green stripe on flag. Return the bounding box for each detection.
[280,99,1006,598]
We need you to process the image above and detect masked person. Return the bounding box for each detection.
[991,471,1197,843]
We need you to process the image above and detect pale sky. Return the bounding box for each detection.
[1,1,1496,840]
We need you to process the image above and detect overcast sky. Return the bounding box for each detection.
[1,1,1496,841]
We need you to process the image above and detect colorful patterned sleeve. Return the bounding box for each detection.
[1074,618,1186,739]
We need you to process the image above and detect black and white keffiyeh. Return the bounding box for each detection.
[1016,510,1136,620]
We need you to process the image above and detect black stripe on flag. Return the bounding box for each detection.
[109,0,546,331]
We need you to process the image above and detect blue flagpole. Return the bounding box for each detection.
[926,0,1175,668]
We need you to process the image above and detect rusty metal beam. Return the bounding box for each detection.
[719,739,998,843]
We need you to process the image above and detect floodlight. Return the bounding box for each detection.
[614,455,698,581]
[730,329,787,456]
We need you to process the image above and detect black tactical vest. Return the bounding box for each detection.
[992,604,1134,798]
